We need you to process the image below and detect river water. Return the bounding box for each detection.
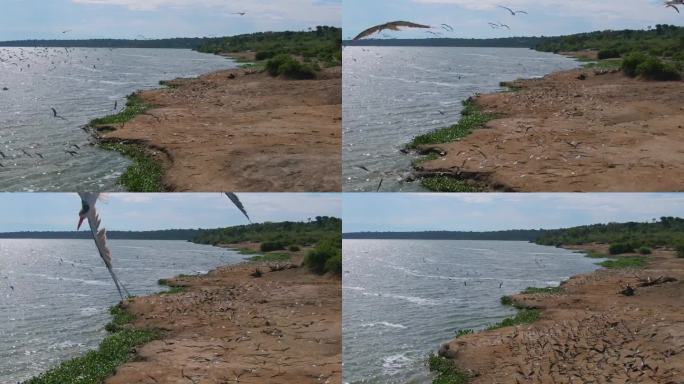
[0,239,245,382]
[0,48,236,191]
[342,239,603,383]
[342,46,580,191]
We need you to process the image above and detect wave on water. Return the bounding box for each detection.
[382,353,415,375]
[361,321,407,330]
[361,291,440,306]
[22,273,110,287]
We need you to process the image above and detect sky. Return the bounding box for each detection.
[0,193,341,232]
[0,0,341,40]
[343,193,684,233]
[344,0,683,39]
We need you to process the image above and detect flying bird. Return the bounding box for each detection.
[225,193,251,222]
[51,107,67,121]
[498,22,511,30]
[232,12,247,16]
[77,193,130,300]
[440,24,454,32]
[665,0,682,12]
[62,30,72,34]
[353,21,432,40]
[488,22,501,29]
[498,5,528,15]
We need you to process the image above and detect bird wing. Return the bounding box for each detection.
[225,193,251,222]
[78,193,129,299]
[51,108,57,117]
[353,21,431,40]
[498,5,515,14]
[516,10,528,14]
[667,4,680,12]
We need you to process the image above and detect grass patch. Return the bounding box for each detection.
[248,252,291,262]
[677,244,684,258]
[500,296,513,306]
[421,176,483,193]
[487,309,540,330]
[597,256,647,269]
[158,80,180,89]
[27,304,160,384]
[412,152,441,167]
[98,142,164,192]
[89,93,152,126]
[410,99,495,147]
[582,250,608,259]
[582,58,622,71]
[522,286,563,294]
[236,248,260,255]
[454,329,474,338]
[157,278,187,295]
[427,354,469,384]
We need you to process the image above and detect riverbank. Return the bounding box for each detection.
[27,243,341,384]
[432,243,684,383]
[411,56,684,192]
[90,62,341,192]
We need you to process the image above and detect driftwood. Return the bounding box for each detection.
[638,276,677,287]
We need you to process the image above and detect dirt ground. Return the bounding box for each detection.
[105,252,341,384]
[417,68,684,192]
[98,66,341,192]
[438,244,684,384]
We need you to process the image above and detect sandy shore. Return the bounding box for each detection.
[96,64,341,192]
[437,244,684,383]
[104,247,341,384]
[416,66,684,192]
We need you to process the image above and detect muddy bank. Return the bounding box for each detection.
[104,247,341,384]
[94,65,341,192]
[437,244,684,383]
[414,67,684,192]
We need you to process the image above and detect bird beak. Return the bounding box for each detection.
[77,215,86,230]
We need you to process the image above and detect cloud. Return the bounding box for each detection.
[71,0,341,25]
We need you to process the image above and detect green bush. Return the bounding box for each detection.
[288,245,301,252]
[598,49,621,60]
[622,52,649,77]
[255,51,276,60]
[635,56,682,81]
[609,243,633,255]
[304,235,341,275]
[677,244,684,258]
[261,241,286,252]
[427,354,469,384]
[638,246,652,255]
[265,54,316,79]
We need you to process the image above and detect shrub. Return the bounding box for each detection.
[621,52,649,77]
[265,54,316,79]
[638,246,652,255]
[598,49,621,60]
[261,241,286,252]
[609,243,633,255]
[255,51,276,60]
[304,235,341,275]
[677,244,684,258]
[635,56,682,81]
[288,245,301,252]
[500,296,513,306]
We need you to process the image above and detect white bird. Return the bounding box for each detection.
[78,193,130,300]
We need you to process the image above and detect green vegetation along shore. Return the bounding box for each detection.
[192,217,342,275]
[26,305,160,384]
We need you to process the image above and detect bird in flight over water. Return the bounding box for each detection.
[353,21,432,40]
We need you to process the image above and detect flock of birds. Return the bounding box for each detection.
[352,5,529,40]
[0,46,124,168]
[353,2,682,40]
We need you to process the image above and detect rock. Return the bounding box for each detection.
[438,343,458,359]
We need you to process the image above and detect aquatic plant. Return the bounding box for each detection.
[410,99,494,147]
[426,354,469,384]
[27,305,160,384]
[98,141,165,192]
[487,309,541,330]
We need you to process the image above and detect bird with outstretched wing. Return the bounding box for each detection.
[225,193,251,222]
[78,193,130,300]
[354,21,432,40]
